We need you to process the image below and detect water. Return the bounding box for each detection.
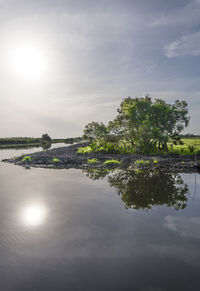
[0,147,200,291]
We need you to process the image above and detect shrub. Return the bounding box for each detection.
[188,145,195,153]
[22,156,31,163]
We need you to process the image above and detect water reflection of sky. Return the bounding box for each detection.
[20,202,47,227]
[1,148,200,290]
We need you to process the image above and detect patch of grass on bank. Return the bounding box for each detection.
[135,159,150,165]
[22,156,32,163]
[87,158,98,164]
[77,146,93,154]
[104,159,121,165]
[167,138,200,155]
[52,158,60,163]
[79,138,200,156]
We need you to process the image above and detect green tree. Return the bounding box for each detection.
[41,133,51,143]
[116,96,190,152]
[82,122,108,143]
[82,96,190,153]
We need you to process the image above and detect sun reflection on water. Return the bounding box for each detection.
[21,203,47,227]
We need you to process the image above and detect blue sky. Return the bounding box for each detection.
[0,0,199,137]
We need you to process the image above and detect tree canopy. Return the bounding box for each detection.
[82,96,190,153]
[41,133,51,143]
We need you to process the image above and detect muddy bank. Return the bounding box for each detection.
[2,142,200,173]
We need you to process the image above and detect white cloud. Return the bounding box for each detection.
[164,215,200,239]
[164,31,200,58]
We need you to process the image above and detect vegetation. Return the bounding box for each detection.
[135,159,150,165]
[64,137,82,144]
[21,156,32,163]
[87,158,98,164]
[167,138,200,154]
[0,135,82,149]
[0,134,51,149]
[0,137,41,148]
[52,158,60,163]
[77,146,93,154]
[104,159,121,165]
[82,96,191,154]
[41,133,51,143]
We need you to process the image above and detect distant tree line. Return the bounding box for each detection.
[0,134,83,148]
[180,133,200,138]
[0,137,41,145]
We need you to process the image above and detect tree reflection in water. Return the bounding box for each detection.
[83,169,189,210]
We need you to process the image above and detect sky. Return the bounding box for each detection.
[0,0,200,138]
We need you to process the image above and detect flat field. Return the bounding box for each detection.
[168,137,200,154]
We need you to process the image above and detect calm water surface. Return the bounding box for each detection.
[0,147,200,291]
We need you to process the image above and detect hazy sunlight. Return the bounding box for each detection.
[8,45,46,81]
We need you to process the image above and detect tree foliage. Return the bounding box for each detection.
[82,96,190,153]
[41,133,51,143]
[83,122,108,142]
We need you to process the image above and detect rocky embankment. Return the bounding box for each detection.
[2,142,200,173]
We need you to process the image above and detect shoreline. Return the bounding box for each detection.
[2,142,200,173]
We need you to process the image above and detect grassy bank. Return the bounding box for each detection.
[168,138,200,154]
[77,137,200,155]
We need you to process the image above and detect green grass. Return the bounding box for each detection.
[78,138,200,156]
[134,169,144,174]
[52,158,60,163]
[167,138,200,155]
[21,156,32,163]
[135,159,150,165]
[104,159,121,165]
[87,158,98,164]
[77,146,92,154]
[153,158,158,164]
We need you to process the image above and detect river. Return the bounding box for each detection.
[0,145,200,291]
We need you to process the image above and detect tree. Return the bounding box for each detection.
[82,122,108,143]
[41,133,51,143]
[82,96,190,153]
[116,96,190,152]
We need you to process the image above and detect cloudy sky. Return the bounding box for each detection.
[0,0,200,137]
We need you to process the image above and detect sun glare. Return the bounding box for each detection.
[8,45,46,81]
[21,203,47,227]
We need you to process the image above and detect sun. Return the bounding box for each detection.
[8,45,46,81]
